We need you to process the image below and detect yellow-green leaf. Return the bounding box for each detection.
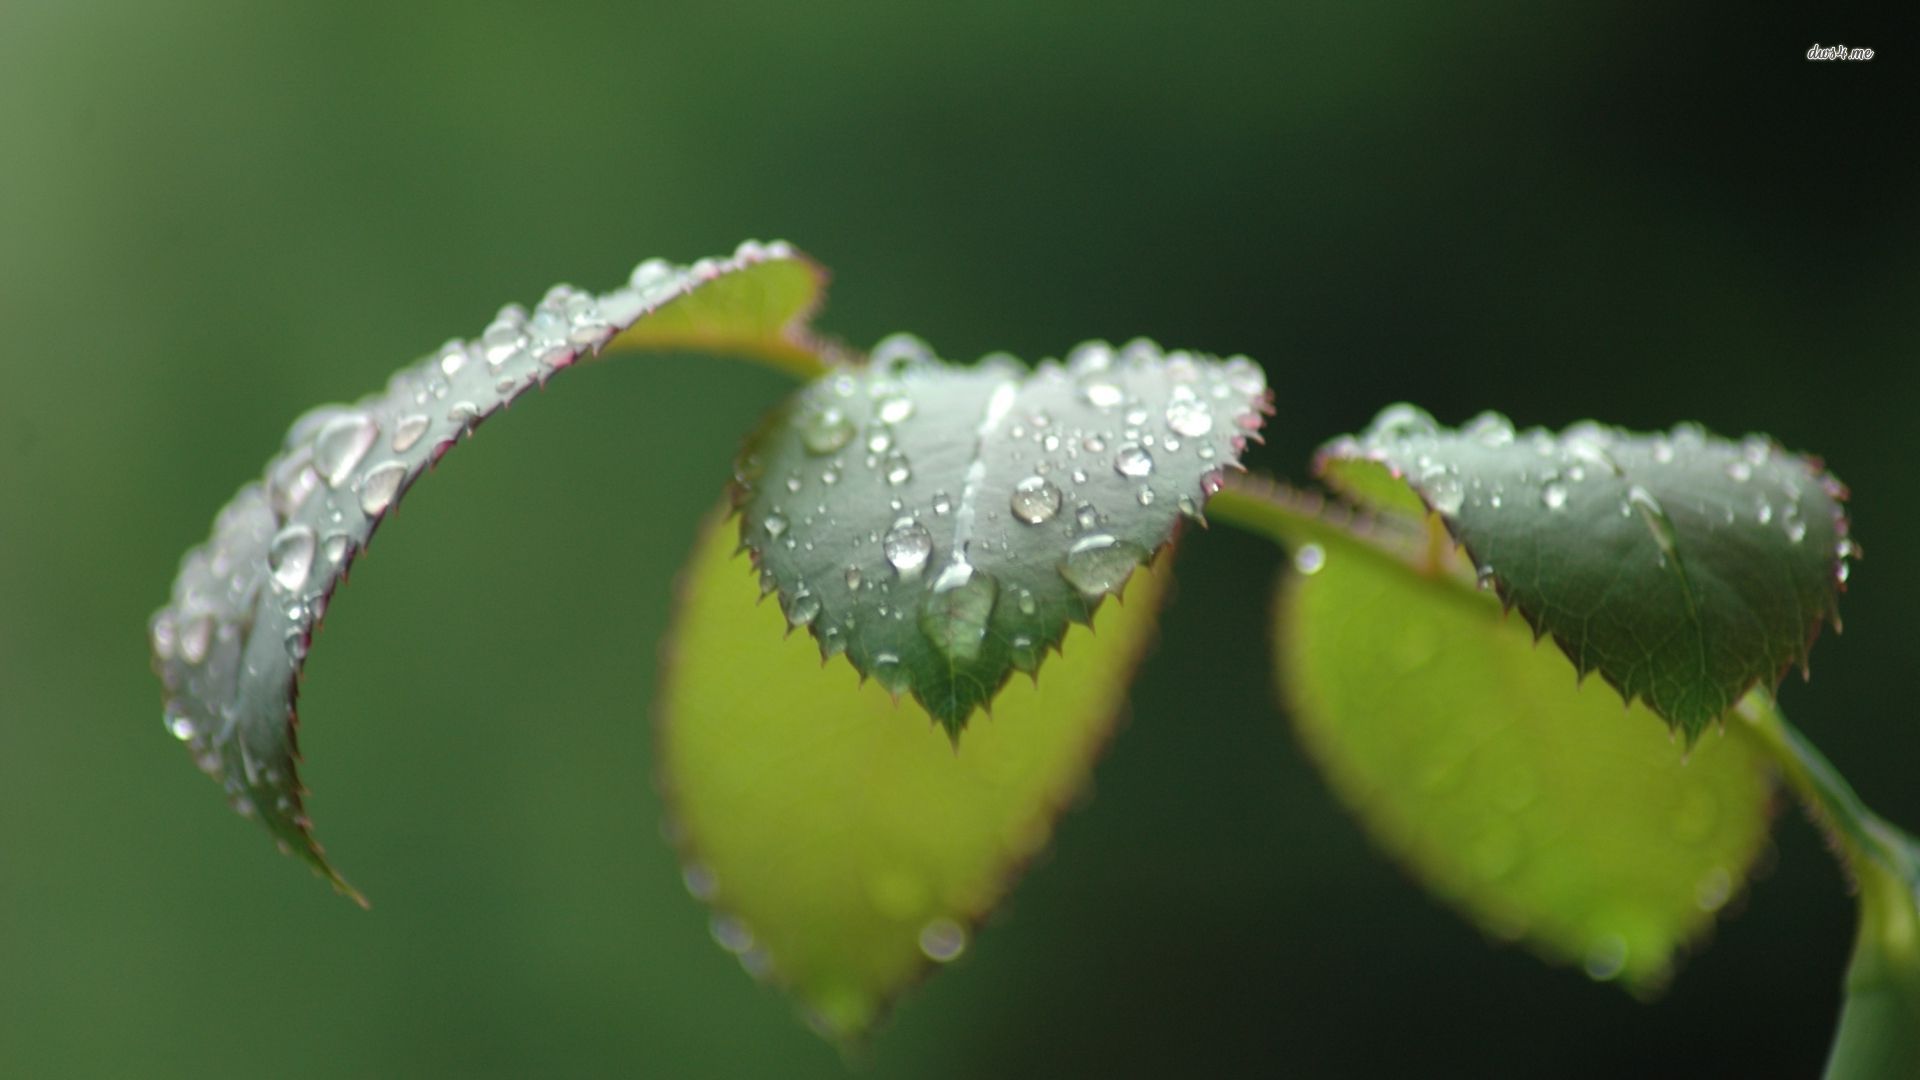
[658,510,1168,1042]
[1276,522,1774,991]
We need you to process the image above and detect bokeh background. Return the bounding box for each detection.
[0,4,1911,1076]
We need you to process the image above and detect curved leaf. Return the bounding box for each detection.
[1272,502,1774,991]
[732,337,1268,735]
[1317,405,1854,740]
[148,242,828,894]
[658,509,1169,1043]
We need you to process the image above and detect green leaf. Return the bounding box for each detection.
[731,337,1269,736]
[148,242,828,896]
[658,509,1169,1043]
[1317,405,1855,740]
[1273,506,1774,991]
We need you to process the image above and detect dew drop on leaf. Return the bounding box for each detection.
[391,413,430,453]
[268,525,316,593]
[883,518,933,575]
[1059,534,1146,598]
[358,462,407,517]
[1009,476,1063,525]
[312,414,378,489]
[1114,444,1154,478]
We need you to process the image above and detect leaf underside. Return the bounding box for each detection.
[1317,405,1854,741]
[659,510,1169,1043]
[731,336,1270,736]
[149,242,828,893]
[1275,512,1774,991]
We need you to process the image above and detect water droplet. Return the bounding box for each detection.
[1786,517,1808,544]
[1081,380,1124,409]
[884,519,933,575]
[1015,587,1037,616]
[1060,535,1147,598]
[877,396,915,424]
[312,414,378,488]
[268,525,317,593]
[1114,444,1154,478]
[844,566,863,590]
[1165,389,1214,437]
[437,340,468,377]
[920,562,998,662]
[1695,868,1733,912]
[165,709,197,742]
[1756,498,1774,525]
[709,914,754,954]
[1294,543,1326,575]
[800,405,854,455]
[1368,404,1438,440]
[1082,435,1107,453]
[867,429,893,454]
[884,453,912,485]
[178,615,213,665]
[1725,460,1752,483]
[391,413,430,453]
[481,320,526,365]
[1582,935,1628,981]
[931,491,953,515]
[1010,476,1062,524]
[764,513,788,539]
[358,461,407,516]
[870,651,908,694]
[268,453,322,519]
[447,401,480,428]
[321,532,352,565]
[681,864,717,901]
[785,590,821,628]
[1541,481,1569,510]
[918,917,968,963]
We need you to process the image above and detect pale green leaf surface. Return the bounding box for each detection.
[1276,519,1774,991]
[149,242,826,895]
[659,511,1168,1043]
[1317,405,1854,740]
[732,337,1267,735]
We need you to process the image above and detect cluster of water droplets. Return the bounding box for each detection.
[152,241,805,842]
[740,334,1270,715]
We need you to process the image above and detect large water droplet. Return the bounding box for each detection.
[391,413,430,454]
[1541,481,1569,510]
[1081,380,1124,409]
[359,461,407,517]
[800,404,854,455]
[920,562,998,662]
[883,519,933,575]
[877,396,915,424]
[312,414,378,489]
[785,590,821,628]
[1114,444,1154,478]
[1165,387,1214,437]
[870,651,909,694]
[1010,476,1062,524]
[481,320,526,366]
[268,525,317,593]
[165,709,197,742]
[1060,535,1146,598]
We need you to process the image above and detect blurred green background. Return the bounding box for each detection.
[0,3,1911,1076]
